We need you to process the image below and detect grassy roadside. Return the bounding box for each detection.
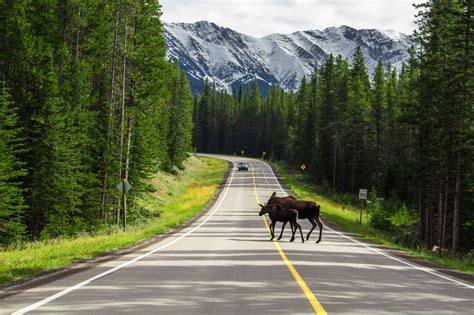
[272,162,474,275]
[0,156,228,286]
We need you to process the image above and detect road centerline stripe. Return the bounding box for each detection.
[251,162,327,315]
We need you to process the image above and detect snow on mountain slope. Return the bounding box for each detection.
[164,21,414,93]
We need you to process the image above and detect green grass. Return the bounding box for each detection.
[272,162,474,275]
[0,156,228,286]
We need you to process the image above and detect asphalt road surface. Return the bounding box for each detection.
[1,154,473,314]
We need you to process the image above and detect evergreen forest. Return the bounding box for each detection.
[0,1,193,244]
[193,1,473,253]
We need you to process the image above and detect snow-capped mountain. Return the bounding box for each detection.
[164,21,414,93]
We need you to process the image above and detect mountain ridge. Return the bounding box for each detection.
[164,21,414,93]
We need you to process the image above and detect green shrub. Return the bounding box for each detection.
[369,188,392,231]
[390,203,418,226]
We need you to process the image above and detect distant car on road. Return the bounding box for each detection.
[238,161,249,171]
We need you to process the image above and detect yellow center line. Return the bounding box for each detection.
[251,163,328,315]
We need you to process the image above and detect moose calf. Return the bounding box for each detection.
[258,203,304,243]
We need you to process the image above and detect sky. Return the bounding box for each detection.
[160,0,425,37]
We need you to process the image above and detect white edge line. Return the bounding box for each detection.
[13,161,237,315]
[325,226,474,289]
[260,160,474,290]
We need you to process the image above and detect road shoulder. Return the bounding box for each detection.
[0,160,232,299]
[267,162,474,287]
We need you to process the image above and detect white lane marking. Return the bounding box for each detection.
[259,161,474,290]
[260,164,271,187]
[13,162,238,315]
[325,227,474,289]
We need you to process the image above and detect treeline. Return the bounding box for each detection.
[193,1,473,252]
[0,1,193,245]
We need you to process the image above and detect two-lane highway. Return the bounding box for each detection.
[1,155,473,314]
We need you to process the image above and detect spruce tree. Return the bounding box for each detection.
[370,61,388,191]
[346,47,371,192]
[0,83,27,244]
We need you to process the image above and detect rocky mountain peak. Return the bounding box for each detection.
[164,21,413,94]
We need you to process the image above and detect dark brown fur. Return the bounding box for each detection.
[267,192,323,243]
[258,203,304,243]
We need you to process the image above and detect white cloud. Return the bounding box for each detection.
[160,0,425,37]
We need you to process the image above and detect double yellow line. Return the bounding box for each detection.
[251,163,327,315]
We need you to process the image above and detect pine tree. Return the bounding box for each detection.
[168,68,193,168]
[334,56,351,191]
[346,47,371,192]
[370,61,388,191]
[196,80,211,152]
[0,83,27,244]
[292,76,312,165]
[318,56,337,183]
[381,64,400,197]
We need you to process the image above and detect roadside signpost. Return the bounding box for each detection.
[262,151,266,159]
[241,150,244,157]
[358,189,367,224]
[117,179,132,194]
[117,179,132,229]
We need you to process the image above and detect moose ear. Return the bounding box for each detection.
[259,204,264,208]
[271,192,276,198]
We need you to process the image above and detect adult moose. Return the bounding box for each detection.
[267,192,323,243]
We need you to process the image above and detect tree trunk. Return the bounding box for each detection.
[351,136,356,192]
[74,6,80,61]
[442,176,448,249]
[118,17,128,227]
[425,200,433,248]
[123,113,133,229]
[452,153,461,252]
[418,185,425,245]
[437,179,444,247]
[332,132,337,188]
[341,146,345,191]
[376,105,380,188]
[102,8,120,221]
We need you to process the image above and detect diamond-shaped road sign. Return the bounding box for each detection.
[117,179,132,194]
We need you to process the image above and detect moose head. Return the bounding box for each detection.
[258,203,268,216]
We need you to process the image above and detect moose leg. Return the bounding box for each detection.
[306,217,317,241]
[295,221,305,243]
[289,220,297,242]
[269,222,275,240]
[278,221,288,240]
[315,216,324,243]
